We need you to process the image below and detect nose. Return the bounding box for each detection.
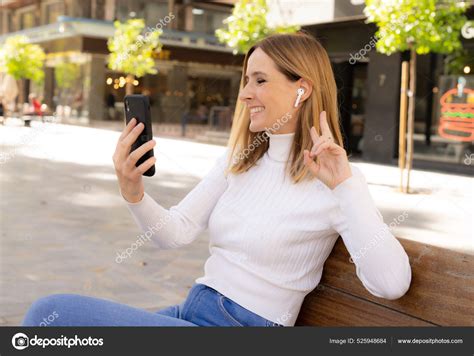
[238,83,253,103]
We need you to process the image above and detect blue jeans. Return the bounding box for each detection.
[22,283,284,327]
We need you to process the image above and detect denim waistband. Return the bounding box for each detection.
[175,283,284,327]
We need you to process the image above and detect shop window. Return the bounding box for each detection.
[414,75,474,165]
[44,2,65,24]
[19,11,36,30]
[145,1,169,28]
[115,0,145,21]
[193,8,229,35]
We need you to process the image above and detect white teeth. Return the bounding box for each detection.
[250,107,265,114]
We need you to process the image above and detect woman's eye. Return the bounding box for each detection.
[256,79,266,85]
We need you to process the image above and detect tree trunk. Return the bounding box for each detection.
[398,61,409,192]
[405,47,417,194]
[17,79,24,115]
[125,74,134,96]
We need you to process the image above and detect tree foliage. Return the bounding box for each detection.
[364,0,469,55]
[107,19,162,78]
[216,0,300,54]
[55,62,80,90]
[0,35,45,83]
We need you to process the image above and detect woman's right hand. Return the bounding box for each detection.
[112,118,157,203]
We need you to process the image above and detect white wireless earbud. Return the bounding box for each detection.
[294,88,305,108]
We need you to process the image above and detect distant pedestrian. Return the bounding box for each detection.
[106,92,116,120]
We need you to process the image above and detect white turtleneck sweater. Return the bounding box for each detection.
[123,131,412,326]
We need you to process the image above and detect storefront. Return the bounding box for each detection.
[0,16,243,125]
[305,18,376,158]
[0,0,244,126]
[305,9,474,174]
[411,19,474,171]
[102,44,242,124]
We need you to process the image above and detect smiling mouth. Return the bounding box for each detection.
[249,107,265,117]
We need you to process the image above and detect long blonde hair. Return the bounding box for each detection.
[224,31,343,183]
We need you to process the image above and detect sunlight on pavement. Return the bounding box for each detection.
[0,120,226,179]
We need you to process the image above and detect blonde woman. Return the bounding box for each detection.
[23,31,411,327]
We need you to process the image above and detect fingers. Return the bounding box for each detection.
[312,141,332,157]
[309,111,332,146]
[310,134,334,155]
[125,139,156,169]
[308,111,338,158]
[310,126,319,144]
[303,149,320,176]
[119,118,137,141]
[121,122,145,153]
[312,141,344,158]
[310,128,332,152]
[319,111,333,138]
[136,155,157,175]
[113,120,145,170]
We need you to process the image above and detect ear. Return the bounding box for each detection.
[297,78,312,104]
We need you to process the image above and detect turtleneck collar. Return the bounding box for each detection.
[264,130,296,162]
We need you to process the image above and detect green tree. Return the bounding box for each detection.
[54,61,81,108]
[0,35,45,110]
[216,0,300,55]
[444,48,474,75]
[55,62,80,90]
[364,0,469,193]
[107,19,162,95]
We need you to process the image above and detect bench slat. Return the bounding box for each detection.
[296,285,435,326]
[297,238,474,326]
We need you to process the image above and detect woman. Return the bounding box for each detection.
[22,31,411,327]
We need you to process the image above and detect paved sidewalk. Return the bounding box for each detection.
[0,119,472,325]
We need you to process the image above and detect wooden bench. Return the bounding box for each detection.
[295,238,474,326]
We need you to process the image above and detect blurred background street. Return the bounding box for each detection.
[0,0,473,326]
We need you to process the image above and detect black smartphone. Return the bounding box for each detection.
[124,94,155,177]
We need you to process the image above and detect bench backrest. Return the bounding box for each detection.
[295,238,474,326]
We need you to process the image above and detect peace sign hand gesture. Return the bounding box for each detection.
[303,111,352,190]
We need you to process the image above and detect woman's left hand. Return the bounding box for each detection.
[303,111,352,190]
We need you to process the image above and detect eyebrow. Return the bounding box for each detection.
[244,71,268,80]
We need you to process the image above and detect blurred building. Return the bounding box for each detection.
[268,0,473,173]
[0,0,243,124]
[1,0,472,173]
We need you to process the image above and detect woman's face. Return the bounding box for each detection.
[238,48,304,134]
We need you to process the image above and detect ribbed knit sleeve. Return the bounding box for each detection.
[329,165,412,300]
[123,148,229,249]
